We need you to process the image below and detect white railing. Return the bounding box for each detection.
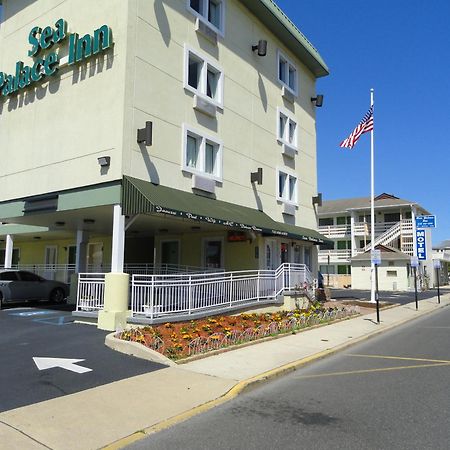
[1,264,76,283]
[353,219,413,237]
[363,221,401,251]
[318,224,351,238]
[76,264,315,319]
[76,273,106,312]
[131,263,314,320]
[87,263,221,275]
[318,249,352,263]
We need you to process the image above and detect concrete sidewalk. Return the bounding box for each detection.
[1,294,449,450]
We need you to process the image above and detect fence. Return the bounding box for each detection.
[131,263,314,320]
[76,273,106,311]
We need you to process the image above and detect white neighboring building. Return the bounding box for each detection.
[317,193,435,290]
[432,240,450,285]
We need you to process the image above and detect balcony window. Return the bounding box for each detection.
[184,46,223,107]
[183,125,222,181]
[277,50,298,95]
[277,170,297,204]
[187,0,225,35]
[277,108,298,149]
[319,218,333,226]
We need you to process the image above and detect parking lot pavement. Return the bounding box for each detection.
[0,304,166,413]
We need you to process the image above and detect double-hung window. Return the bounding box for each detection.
[277,108,298,150]
[185,46,223,107]
[277,169,298,205]
[187,0,225,35]
[277,50,298,95]
[183,125,222,180]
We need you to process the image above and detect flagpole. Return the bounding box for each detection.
[370,88,376,303]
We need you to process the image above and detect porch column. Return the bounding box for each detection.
[98,204,129,331]
[75,229,88,273]
[350,212,357,257]
[4,234,13,269]
[111,204,125,273]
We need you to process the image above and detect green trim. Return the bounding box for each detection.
[240,0,329,77]
[122,176,330,245]
[0,224,49,237]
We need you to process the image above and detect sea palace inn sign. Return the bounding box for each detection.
[0,19,113,97]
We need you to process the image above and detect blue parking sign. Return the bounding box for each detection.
[416,230,427,260]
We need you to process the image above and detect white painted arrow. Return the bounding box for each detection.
[33,357,92,374]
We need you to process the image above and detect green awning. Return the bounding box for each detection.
[122,176,330,245]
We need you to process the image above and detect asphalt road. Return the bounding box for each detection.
[129,305,450,450]
[330,286,449,305]
[0,303,166,412]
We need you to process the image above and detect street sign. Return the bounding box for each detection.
[415,215,436,228]
[416,230,427,260]
[433,259,442,270]
[371,249,381,265]
[411,256,419,268]
[33,357,92,374]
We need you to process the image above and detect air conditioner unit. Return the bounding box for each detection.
[194,95,217,118]
[195,18,218,44]
[282,203,296,216]
[282,143,297,158]
[282,85,295,103]
[192,174,216,194]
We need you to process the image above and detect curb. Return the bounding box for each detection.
[102,298,450,450]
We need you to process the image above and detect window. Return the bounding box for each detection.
[203,238,223,268]
[387,270,397,277]
[319,218,333,226]
[277,108,298,149]
[187,0,225,34]
[277,169,297,204]
[184,46,223,106]
[277,50,298,95]
[0,271,19,281]
[336,216,350,225]
[19,271,42,282]
[183,125,222,180]
[338,265,350,275]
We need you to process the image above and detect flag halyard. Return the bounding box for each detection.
[340,105,374,149]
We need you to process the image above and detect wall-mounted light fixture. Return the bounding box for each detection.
[311,95,324,107]
[97,156,111,167]
[252,40,267,57]
[251,168,263,185]
[137,121,153,146]
[312,193,322,207]
[55,221,66,227]
[83,218,95,224]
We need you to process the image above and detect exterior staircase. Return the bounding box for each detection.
[363,221,401,251]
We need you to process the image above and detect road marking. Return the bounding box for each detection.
[348,354,450,363]
[10,311,53,317]
[33,357,92,374]
[32,316,72,326]
[295,362,450,379]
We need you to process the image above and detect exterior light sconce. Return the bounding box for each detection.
[97,156,111,167]
[311,95,324,107]
[83,218,95,224]
[251,168,263,185]
[252,40,267,57]
[312,193,322,207]
[137,121,153,146]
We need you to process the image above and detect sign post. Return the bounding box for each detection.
[371,250,381,323]
[433,259,441,304]
[411,256,419,310]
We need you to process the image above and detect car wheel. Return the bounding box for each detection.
[49,288,66,304]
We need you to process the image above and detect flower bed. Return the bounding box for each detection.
[118,303,359,360]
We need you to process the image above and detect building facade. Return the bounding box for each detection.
[317,193,435,290]
[0,1,329,316]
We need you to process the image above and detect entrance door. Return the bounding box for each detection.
[203,239,223,269]
[44,246,58,280]
[280,242,290,264]
[161,241,180,266]
[265,239,277,270]
[87,243,103,271]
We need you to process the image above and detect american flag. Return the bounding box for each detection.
[340,105,374,149]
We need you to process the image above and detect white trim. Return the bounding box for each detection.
[276,106,298,150]
[202,236,225,269]
[44,245,58,266]
[276,167,298,206]
[186,0,226,37]
[184,44,224,108]
[277,49,298,96]
[181,123,223,182]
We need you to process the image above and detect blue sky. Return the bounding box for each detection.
[276,0,450,244]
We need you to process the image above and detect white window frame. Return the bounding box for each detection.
[184,45,224,108]
[182,124,223,182]
[277,50,298,96]
[277,107,298,149]
[276,167,298,205]
[186,0,226,36]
